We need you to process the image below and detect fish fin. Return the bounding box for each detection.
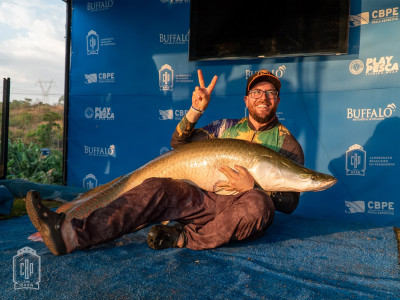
[213,181,240,195]
[214,189,239,196]
[28,232,43,242]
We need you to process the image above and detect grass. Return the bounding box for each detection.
[0,197,63,220]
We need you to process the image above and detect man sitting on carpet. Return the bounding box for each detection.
[26,69,304,255]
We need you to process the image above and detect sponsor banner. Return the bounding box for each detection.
[67,0,400,225]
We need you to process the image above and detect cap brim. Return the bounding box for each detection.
[247,75,281,93]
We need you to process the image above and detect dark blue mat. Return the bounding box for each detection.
[1,213,399,299]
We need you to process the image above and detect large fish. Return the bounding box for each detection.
[28,138,336,240]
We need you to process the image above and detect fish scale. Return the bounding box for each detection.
[55,138,337,221]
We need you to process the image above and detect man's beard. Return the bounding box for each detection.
[248,105,277,124]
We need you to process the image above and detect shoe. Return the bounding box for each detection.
[26,190,67,256]
[147,223,187,250]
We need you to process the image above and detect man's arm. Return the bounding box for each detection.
[171,70,218,148]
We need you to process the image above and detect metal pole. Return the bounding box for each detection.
[62,0,72,185]
[1,78,10,179]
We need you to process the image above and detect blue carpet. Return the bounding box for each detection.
[1,213,399,299]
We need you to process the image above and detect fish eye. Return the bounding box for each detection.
[311,175,317,181]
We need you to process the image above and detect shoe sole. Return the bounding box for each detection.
[26,191,64,256]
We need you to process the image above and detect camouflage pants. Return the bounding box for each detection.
[71,177,275,250]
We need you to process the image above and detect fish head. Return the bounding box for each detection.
[250,155,337,192]
[297,170,338,192]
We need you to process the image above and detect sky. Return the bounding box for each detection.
[0,0,66,105]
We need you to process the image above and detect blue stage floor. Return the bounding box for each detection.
[1,213,399,299]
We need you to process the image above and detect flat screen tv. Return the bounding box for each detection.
[189,0,350,61]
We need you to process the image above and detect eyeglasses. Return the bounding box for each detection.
[248,89,279,99]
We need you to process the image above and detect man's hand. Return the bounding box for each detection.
[192,69,218,112]
[216,165,255,193]
[186,70,217,123]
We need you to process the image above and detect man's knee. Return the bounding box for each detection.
[243,189,275,219]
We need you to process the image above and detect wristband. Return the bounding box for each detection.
[191,106,204,114]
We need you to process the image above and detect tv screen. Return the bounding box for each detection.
[189,0,350,61]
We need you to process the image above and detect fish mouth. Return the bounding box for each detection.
[313,177,337,192]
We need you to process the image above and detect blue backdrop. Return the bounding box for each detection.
[67,0,400,225]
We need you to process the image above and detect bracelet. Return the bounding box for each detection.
[191,106,204,114]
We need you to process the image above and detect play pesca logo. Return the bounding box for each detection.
[349,56,399,75]
[85,107,115,121]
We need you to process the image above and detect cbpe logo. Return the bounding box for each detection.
[159,109,189,120]
[85,73,97,84]
[345,144,366,176]
[345,200,395,215]
[85,72,115,84]
[345,201,365,213]
[371,7,399,24]
[13,247,41,290]
[349,12,369,27]
[85,107,115,120]
[159,109,173,120]
[349,7,399,27]
[159,64,174,91]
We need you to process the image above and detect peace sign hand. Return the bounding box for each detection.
[192,69,218,112]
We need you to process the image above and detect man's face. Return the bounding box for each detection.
[244,81,280,125]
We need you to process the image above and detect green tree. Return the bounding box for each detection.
[27,111,62,149]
